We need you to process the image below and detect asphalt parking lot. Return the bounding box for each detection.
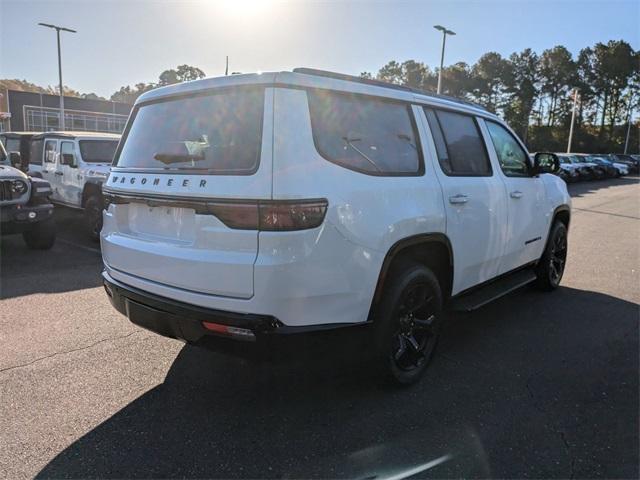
[1,177,638,479]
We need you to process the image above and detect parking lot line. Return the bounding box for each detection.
[57,237,102,254]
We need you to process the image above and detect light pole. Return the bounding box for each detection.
[38,23,76,131]
[623,95,634,154]
[434,25,455,95]
[567,88,579,153]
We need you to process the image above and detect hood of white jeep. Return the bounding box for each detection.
[0,164,28,179]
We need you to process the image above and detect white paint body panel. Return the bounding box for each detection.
[101,72,571,328]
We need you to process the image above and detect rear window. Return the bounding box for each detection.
[307,90,422,175]
[30,139,43,166]
[79,140,118,164]
[115,88,265,174]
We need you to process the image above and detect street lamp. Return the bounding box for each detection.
[38,23,76,131]
[433,25,456,95]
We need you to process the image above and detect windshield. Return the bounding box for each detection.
[115,88,264,174]
[79,140,119,164]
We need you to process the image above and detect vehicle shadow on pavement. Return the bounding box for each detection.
[568,175,639,198]
[36,286,639,479]
[0,207,102,299]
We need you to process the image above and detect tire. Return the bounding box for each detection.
[84,195,103,242]
[22,217,56,250]
[535,221,568,291]
[373,262,444,386]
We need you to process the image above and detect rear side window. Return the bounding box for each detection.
[307,90,422,175]
[424,108,491,176]
[30,139,43,165]
[116,88,264,174]
[79,140,118,164]
[4,138,20,153]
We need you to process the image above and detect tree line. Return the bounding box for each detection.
[108,65,206,104]
[361,40,639,153]
[3,41,637,152]
[1,64,207,105]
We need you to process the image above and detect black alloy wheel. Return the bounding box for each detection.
[536,221,568,291]
[391,283,439,373]
[374,264,444,385]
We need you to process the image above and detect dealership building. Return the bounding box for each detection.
[0,88,131,134]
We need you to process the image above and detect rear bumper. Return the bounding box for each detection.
[103,271,368,358]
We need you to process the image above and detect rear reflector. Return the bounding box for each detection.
[202,321,256,341]
[208,199,328,231]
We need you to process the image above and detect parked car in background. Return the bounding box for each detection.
[566,155,596,180]
[556,155,580,183]
[28,131,120,239]
[608,154,639,173]
[588,156,626,177]
[0,141,56,249]
[0,132,37,173]
[572,154,607,179]
[100,69,570,385]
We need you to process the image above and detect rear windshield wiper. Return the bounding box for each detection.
[342,136,382,172]
[153,152,205,165]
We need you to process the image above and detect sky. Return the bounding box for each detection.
[1,0,638,99]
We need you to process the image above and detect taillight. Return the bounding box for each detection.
[208,199,328,231]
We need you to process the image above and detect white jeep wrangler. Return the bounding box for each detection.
[28,132,120,239]
[101,69,570,384]
[0,142,56,249]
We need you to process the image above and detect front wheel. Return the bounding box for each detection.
[84,195,103,242]
[373,263,444,385]
[535,221,568,291]
[23,217,56,250]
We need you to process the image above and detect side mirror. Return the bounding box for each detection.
[8,151,24,171]
[61,153,77,168]
[533,152,560,175]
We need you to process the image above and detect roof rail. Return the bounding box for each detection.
[292,67,487,112]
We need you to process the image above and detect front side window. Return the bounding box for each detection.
[486,121,530,177]
[79,140,118,164]
[60,141,76,166]
[424,108,491,176]
[307,90,422,175]
[116,88,265,174]
[44,140,57,163]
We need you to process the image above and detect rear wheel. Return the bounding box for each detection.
[84,195,103,242]
[536,221,568,291]
[373,263,444,385]
[23,217,56,250]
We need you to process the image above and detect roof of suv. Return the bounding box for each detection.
[31,131,121,141]
[136,68,497,120]
[0,131,38,138]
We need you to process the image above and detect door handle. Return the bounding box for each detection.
[449,194,469,204]
[510,190,523,199]
[55,171,64,176]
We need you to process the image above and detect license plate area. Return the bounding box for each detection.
[127,203,196,242]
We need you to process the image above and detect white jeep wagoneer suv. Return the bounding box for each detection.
[101,69,570,384]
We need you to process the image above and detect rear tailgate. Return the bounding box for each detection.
[101,85,273,299]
